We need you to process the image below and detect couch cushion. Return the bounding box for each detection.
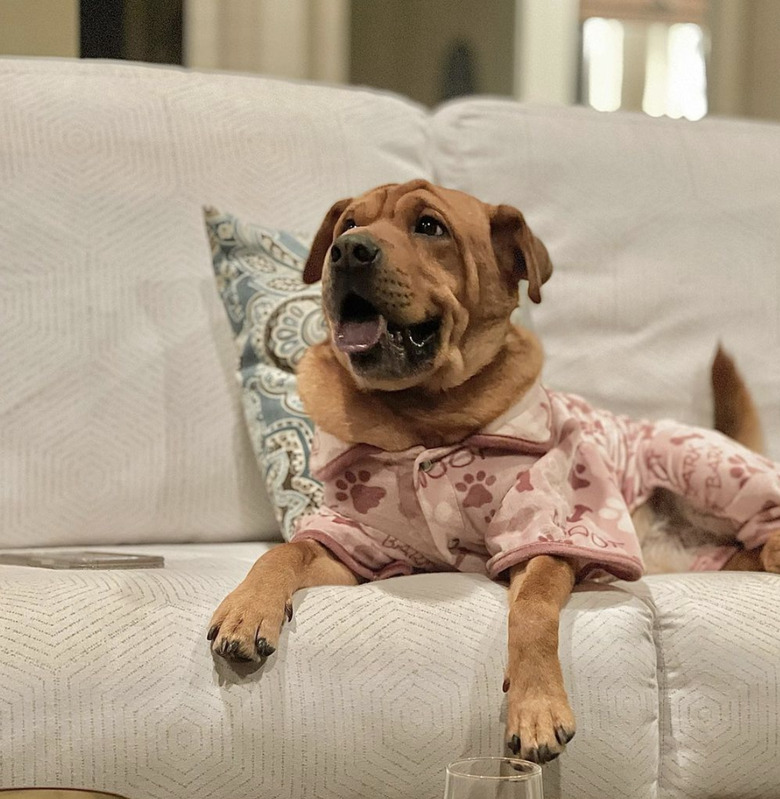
[0,545,658,799]
[0,58,431,547]
[431,100,780,462]
[634,573,780,799]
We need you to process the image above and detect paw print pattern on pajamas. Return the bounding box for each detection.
[569,463,591,490]
[455,471,497,508]
[515,471,533,493]
[335,471,387,514]
[728,454,763,491]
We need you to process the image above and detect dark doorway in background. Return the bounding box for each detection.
[80,0,183,64]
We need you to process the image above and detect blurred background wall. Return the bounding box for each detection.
[1,0,778,121]
[0,0,78,57]
[350,0,515,107]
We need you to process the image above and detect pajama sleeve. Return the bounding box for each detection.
[291,505,438,580]
[485,431,645,581]
[634,421,780,550]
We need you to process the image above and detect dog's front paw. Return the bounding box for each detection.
[208,585,293,663]
[760,530,780,573]
[505,682,576,764]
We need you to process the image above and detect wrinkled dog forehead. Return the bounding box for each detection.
[347,180,489,231]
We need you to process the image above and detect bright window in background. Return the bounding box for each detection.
[659,23,707,120]
[580,1,709,121]
[582,17,625,112]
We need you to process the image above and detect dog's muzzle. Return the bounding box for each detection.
[325,232,441,377]
[328,232,385,353]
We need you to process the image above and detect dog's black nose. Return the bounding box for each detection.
[330,233,380,268]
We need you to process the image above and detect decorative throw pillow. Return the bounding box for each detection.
[205,207,325,540]
[206,207,536,541]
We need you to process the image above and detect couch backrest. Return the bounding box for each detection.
[0,59,431,547]
[432,99,780,460]
[2,58,779,548]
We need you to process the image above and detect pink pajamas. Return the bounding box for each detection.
[292,384,780,581]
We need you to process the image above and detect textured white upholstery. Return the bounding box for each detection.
[1,58,779,799]
[3,545,778,799]
[640,573,780,799]
[0,58,430,548]
[432,100,780,460]
[0,544,660,799]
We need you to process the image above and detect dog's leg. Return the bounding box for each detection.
[505,555,577,764]
[723,531,780,573]
[209,540,358,663]
[722,547,763,571]
[760,531,780,572]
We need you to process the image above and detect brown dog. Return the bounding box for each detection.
[209,179,780,764]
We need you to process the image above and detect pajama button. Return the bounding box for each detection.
[448,538,460,550]
[420,460,433,472]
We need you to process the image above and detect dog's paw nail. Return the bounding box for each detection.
[255,636,276,658]
[555,726,575,746]
[207,625,219,641]
[508,735,521,755]
[285,601,294,622]
[215,639,236,659]
[535,745,554,764]
[502,678,510,693]
[219,640,254,662]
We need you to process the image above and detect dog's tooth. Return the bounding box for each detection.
[405,328,426,349]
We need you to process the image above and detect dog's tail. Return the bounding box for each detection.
[711,345,764,454]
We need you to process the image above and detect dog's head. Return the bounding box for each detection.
[303,179,552,392]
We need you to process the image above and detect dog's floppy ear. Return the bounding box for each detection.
[303,198,352,284]
[490,204,553,303]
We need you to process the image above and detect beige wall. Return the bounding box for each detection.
[709,0,780,121]
[515,0,579,104]
[0,0,78,57]
[744,0,780,121]
[185,0,349,82]
[709,0,745,116]
[351,0,515,107]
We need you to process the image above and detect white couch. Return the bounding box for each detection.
[1,58,779,799]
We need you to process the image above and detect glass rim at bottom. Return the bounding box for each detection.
[446,756,543,781]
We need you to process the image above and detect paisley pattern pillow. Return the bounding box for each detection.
[205,207,326,540]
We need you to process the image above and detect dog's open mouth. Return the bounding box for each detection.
[334,292,441,361]
[334,293,386,353]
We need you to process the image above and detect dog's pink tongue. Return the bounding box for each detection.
[334,318,385,353]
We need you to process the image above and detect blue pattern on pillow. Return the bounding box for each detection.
[205,207,325,540]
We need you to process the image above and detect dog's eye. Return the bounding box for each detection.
[415,216,447,237]
[342,218,357,233]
